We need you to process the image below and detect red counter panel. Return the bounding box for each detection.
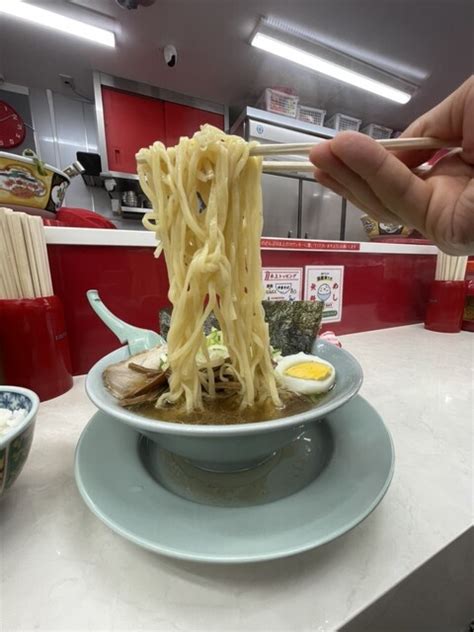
[48,244,435,375]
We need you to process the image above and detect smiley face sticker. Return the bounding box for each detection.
[304,266,344,323]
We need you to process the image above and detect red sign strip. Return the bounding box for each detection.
[261,238,361,251]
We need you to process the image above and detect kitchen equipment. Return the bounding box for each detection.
[63,161,84,179]
[121,190,138,207]
[236,111,333,170]
[0,151,84,215]
[75,395,393,562]
[231,107,339,237]
[301,181,342,240]
[260,173,299,237]
[76,151,102,187]
[0,386,39,496]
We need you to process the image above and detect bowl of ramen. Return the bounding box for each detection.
[86,126,363,472]
[0,151,83,216]
[87,333,363,472]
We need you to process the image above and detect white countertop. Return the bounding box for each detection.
[44,226,438,255]
[2,325,472,631]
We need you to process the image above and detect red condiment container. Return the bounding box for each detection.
[462,261,474,332]
[0,295,73,401]
[424,281,466,333]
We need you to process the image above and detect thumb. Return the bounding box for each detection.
[395,75,474,167]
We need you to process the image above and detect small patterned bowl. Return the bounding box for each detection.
[0,386,39,497]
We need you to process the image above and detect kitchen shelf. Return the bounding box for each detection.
[120,206,147,221]
[101,170,140,181]
[230,106,337,139]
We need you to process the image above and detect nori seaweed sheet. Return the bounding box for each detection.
[158,300,324,355]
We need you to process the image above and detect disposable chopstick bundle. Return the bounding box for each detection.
[0,208,21,299]
[0,207,54,300]
[8,212,35,298]
[454,256,468,281]
[28,215,53,297]
[434,250,468,281]
[20,213,42,297]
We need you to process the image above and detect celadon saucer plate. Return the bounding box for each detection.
[75,396,394,564]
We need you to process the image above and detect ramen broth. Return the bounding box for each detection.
[131,389,329,426]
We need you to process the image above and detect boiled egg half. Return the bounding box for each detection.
[275,352,336,395]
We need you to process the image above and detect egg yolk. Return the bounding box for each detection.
[284,362,332,381]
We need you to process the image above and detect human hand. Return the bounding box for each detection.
[309,76,474,254]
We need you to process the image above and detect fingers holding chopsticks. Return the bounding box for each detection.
[311,137,403,224]
[310,131,433,233]
[309,78,474,255]
[314,169,400,224]
[394,76,474,167]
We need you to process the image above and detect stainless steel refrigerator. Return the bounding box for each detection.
[232,107,367,241]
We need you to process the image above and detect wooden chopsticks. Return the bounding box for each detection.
[435,251,468,281]
[262,161,315,173]
[0,208,53,300]
[256,136,461,173]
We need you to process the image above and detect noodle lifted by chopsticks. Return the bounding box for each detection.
[137,125,280,412]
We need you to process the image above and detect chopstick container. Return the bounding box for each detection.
[462,261,474,332]
[424,281,466,333]
[0,295,73,400]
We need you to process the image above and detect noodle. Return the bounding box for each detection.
[137,125,280,412]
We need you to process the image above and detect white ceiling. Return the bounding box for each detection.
[0,0,473,130]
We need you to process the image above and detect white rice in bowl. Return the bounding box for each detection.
[0,408,28,437]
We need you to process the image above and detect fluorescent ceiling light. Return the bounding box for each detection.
[0,0,115,48]
[251,31,412,104]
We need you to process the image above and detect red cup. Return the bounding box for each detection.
[0,296,73,401]
[424,281,466,333]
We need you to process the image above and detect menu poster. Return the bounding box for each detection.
[262,267,303,302]
[304,266,344,323]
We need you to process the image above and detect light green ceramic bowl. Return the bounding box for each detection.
[86,340,363,472]
[0,386,39,496]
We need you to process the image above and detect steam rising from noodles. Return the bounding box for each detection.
[137,125,280,413]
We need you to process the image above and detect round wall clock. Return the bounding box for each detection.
[0,100,26,149]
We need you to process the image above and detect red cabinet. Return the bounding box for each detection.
[164,102,224,147]
[102,87,165,173]
[101,86,224,173]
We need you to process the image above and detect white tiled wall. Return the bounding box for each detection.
[29,88,110,214]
